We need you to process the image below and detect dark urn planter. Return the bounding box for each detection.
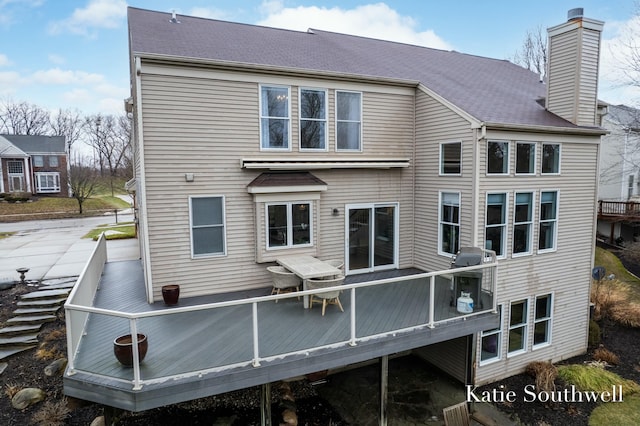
[113,334,148,366]
[162,284,180,305]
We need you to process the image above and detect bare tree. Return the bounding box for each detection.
[69,159,99,214]
[0,99,51,135]
[49,108,84,155]
[510,25,548,80]
[612,3,640,93]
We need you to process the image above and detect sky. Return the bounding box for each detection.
[0,0,639,117]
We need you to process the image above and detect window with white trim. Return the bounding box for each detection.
[515,142,535,174]
[480,305,502,364]
[189,196,226,257]
[33,156,44,167]
[300,88,327,150]
[542,144,560,174]
[260,85,290,149]
[538,191,558,252]
[440,142,461,175]
[485,193,507,256]
[508,299,528,355]
[267,202,311,249]
[336,90,361,151]
[513,192,534,256]
[439,192,460,255]
[35,172,60,193]
[533,294,553,348]
[487,141,509,174]
[49,156,59,167]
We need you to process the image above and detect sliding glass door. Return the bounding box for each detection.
[346,203,398,274]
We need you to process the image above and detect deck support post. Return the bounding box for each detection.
[261,382,272,426]
[103,405,125,425]
[380,355,388,426]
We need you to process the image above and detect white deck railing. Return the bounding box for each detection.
[65,249,498,390]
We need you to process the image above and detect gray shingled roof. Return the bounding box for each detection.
[1,135,66,154]
[128,7,583,130]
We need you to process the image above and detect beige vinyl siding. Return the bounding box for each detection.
[138,64,415,300]
[576,29,601,126]
[474,136,600,384]
[415,337,469,383]
[414,89,475,272]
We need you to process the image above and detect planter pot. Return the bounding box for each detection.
[113,334,148,366]
[162,285,180,305]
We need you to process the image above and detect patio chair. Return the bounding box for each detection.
[307,275,345,316]
[442,401,470,426]
[266,266,301,302]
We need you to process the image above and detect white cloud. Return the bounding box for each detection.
[0,53,11,66]
[187,7,229,20]
[48,54,66,65]
[256,1,452,50]
[31,68,104,85]
[599,15,640,106]
[48,0,127,36]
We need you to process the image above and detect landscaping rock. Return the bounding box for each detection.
[44,358,68,377]
[0,362,7,375]
[90,416,105,426]
[11,387,45,409]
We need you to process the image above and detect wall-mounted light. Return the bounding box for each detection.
[332,208,339,216]
[185,173,195,182]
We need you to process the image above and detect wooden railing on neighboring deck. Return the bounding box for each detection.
[598,200,640,219]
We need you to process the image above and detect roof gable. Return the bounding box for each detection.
[1,135,66,154]
[0,135,28,157]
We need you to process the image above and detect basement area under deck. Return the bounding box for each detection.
[63,236,499,412]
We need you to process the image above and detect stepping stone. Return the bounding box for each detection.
[13,306,60,316]
[0,324,42,336]
[38,282,76,290]
[17,297,67,308]
[0,345,37,361]
[0,334,38,346]
[6,314,57,325]
[20,289,70,300]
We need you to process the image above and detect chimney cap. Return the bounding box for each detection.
[567,8,584,21]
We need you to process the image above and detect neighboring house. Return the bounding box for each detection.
[64,7,606,417]
[597,104,640,243]
[0,135,69,197]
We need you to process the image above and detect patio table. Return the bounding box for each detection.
[276,255,342,308]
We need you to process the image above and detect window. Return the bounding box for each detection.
[267,202,311,249]
[260,85,290,149]
[539,191,558,252]
[189,196,226,257]
[513,192,534,255]
[35,172,60,193]
[336,91,361,151]
[542,144,560,174]
[439,192,460,255]
[487,141,509,174]
[33,156,44,167]
[508,300,528,355]
[515,142,535,174]
[480,306,502,364]
[485,193,507,256]
[533,294,553,348]
[440,142,461,174]
[48,156,59,167]
[300,88,327,150]
[8,161,23,174]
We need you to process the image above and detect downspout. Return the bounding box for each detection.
[134,56,154,304]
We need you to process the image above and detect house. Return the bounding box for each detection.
[0,134,69,197]
[63,7,606,420]
[597,104,640,244]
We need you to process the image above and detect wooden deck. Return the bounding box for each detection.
[64,260,498,412]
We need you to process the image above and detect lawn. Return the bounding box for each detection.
[595,246,640,301]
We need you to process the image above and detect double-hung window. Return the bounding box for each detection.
[33,156,44,167]
[267,202,311,249]
[485,193,507,256]
[487,141,509,174]
[533,294,553,348]
[515,142,535,174]
[336,91,362,151]
[480,305,502,364]
[513,192,534,256]
[49,156,59,167]
[189,196,226,258]
[260,85,290,150]
[35,172,60,193]
[538,191,558,252]
[439,192,460,255]
[300,88,327,150]
[542,144,560,174]
[508,300,528,355]
[440,142,462,175]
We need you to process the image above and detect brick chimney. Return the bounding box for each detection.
[546,8,604,126]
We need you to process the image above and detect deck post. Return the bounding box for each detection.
[428,276,435,328]
[261,382,272,426]
[380,355,388,426]
[349,287,357,346]
[252,302,261,367]
[130,319,143,390]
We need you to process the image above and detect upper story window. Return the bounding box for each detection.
[538,191,558,252]
[7,161,23,174]
[33,155,44,167]
[49,156,59,167]
[515,142,535,175]
[189,196,226,258]
[300,88,327,150]
[440,142,461,175]
[487,141,509,174]
[439,191,460,255]
[513,192,534,256]
[336,90,362,151]
[485,193,507,257]
[260,85,290,150]
[542,144,560,174]
[267,202,312,249]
